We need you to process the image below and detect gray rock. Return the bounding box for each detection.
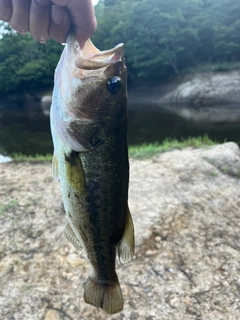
[0,154,11,163]
[41,95,52,116]
[160,71,240,106]
[2,142,240,319]
[202,142,240,177]
[129,142,240,248]
[157,72,240,124]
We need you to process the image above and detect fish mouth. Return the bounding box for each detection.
[75,41,124,71]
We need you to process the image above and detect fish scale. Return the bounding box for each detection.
[50,34,134,314]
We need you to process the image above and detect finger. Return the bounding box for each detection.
[51,0,97,45]
[74,15,97,48]
[29,0,51,42]
[49,5,70,43]
[8,0,30,33]
[0,0,13,22]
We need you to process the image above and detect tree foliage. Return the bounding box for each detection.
[0,24,62,93]
[92,0,240,82]
[0,0,240,93]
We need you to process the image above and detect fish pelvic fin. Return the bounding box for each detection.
[118,207,135,264]
[52,151,59,182]
[64,222,83,254]
[84,274,123,314]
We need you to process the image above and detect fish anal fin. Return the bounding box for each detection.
[84,274,123,314]
[52,152,59,182]
[118,207,135,264]
[64,222,83,254]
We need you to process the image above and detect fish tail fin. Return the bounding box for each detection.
[118,207,135,264]
[84,274,123,314]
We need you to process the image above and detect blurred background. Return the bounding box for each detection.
[0,0,240,157]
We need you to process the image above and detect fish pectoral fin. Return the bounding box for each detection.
[118,207,135,264]
[64,222,83,254]
[52,152,59,182]
[66,120,106,152]
[84,274,123,314]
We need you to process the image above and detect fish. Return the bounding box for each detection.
[50,34,134,315]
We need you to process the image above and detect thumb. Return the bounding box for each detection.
[51,0,97,45]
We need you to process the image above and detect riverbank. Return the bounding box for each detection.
[1,135,215,163]
[1,142,240,319]
[1,70,240,112]
[1,70,240,155]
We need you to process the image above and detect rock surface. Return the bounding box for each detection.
[0,155,11,163]
[31,72,240,121]
[159,71,240,106]
[1,142,240,319]
[158,72,240,124]
[41,95,52,116]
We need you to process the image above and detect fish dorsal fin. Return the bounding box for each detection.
[118,207,135,264]
[52,151,59,182]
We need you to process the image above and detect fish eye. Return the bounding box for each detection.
[106,76,122,94]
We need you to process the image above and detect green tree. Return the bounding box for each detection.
[0,24,62,93]
[1,0,240,93]
[93,0,240,82]
[93,0,201,80]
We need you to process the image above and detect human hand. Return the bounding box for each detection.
[0,0,97,46]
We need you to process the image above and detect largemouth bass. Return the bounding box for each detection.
[50,34,134,314]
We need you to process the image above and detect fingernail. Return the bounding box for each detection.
[39,38,46,44]
[51,5,64,25]
[79,41,85,50]
[18,30,27,34]
[36,0,50,6]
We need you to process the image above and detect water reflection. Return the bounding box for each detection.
[1,103,240,156]
[0,112,52,155]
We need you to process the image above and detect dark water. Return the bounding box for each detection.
[0,112,52,155]
[1,104,240,156]
[128,107,240,145]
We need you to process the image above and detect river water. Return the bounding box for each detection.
[1,103,240,156]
